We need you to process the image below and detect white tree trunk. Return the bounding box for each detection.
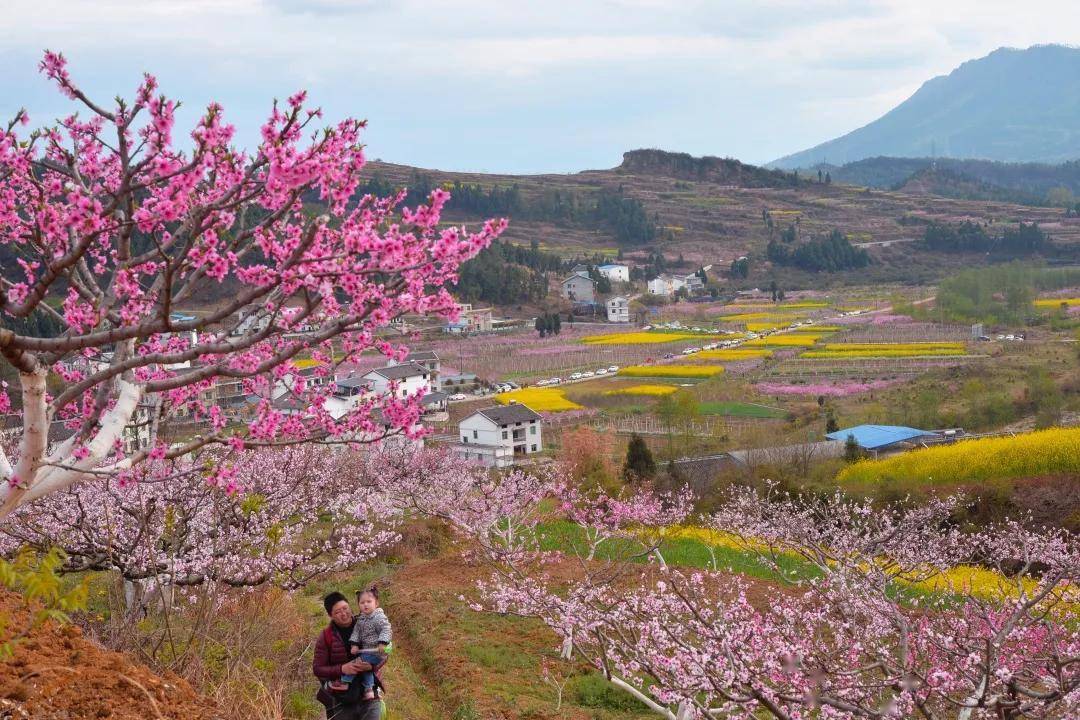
[0,377,143,518]
[560,633,573,660]
[675,701,693,720]
[1,367,49,516]
[607,674,679,719]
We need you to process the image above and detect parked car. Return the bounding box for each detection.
[596,369,608,376]
[581,371,595,378]
[448,393,467,401]
[607,365,619,372]
[663,353,675,360]
[569,372,583,380]
[550,377,563,385]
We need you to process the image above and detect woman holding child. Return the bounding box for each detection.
[313,589,390,720]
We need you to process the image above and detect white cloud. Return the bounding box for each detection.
[1,0,1077,170]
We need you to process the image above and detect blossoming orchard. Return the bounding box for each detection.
[0,48,1079,720]
[0,52,503,515]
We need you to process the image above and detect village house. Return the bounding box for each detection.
[647,274,685,296]
[390,350,440,383]
[362,363,431,399]
[597,263,630,283]
[606,296,631,323]
[561,274,597,303]
[453,404,543,467]
[444,303,494,334]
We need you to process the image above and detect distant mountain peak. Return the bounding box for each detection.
[770,44,1080,169]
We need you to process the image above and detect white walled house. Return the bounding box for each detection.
[454,404,543,467]
[598,264,630,283]
[606,296,630,323]
[647,275,685,296]
[561,274,597,303]
[389,350,441,383]
[362,362,431,399]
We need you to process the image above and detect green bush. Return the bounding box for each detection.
[569,673,646,711]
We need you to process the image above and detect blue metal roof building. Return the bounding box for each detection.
[827,424,939,452]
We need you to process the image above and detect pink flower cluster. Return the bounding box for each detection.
[0,52,505,512]
[754,379,904,397]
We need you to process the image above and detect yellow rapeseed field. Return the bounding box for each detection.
[603,384,679,396]
[837,427,1080,486]
[803,342,967,359]
[745,322,787,332]
[1035,297,1080,308]
[660,526,1037,599]
[495,388,582,412]
[722,312,808,322]
[744,334,823,347]
[581,332,712,345]
[692,348,773,360]
[618,365,725,379]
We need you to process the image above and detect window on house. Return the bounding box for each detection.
[531,445,537,452]
[473,430,478,439]
[502,431,508,440]
[530,426,537,435]
[462,436,468,443]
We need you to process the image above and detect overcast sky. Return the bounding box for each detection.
[1,0,1076,173]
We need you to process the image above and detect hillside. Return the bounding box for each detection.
[770,45,1080,169]
[361,149,1080,288]
[820,156,1080,204]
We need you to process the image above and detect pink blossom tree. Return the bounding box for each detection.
[0,52,504,517]
[0,445,400,604]
[477,484,1080,719]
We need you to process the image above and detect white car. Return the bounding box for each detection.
[582,371,595,378]
[535,379,551,387]
[607,366,619,373]
[1005,334,1015,341]
[569,372,584,380]
[448,393,467,401]
[550,377,563,385]
[596,369,608,376]
[996,335,1005,340]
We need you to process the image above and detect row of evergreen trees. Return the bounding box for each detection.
[922,221,1051,256]
[766,229,870,272]
[358,173,659,246]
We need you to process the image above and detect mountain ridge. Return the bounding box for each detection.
[770,44,1080,169]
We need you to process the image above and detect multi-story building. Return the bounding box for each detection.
[606,296,630,322]
[453,404,543,467]
[598,264,630,283]
[561,274,597,303]
[362,363,432,400]
[444,303,494,334]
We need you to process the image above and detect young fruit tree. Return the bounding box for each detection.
[0,52,504,518]
[479,484,1080,720]
[0,445,400,599]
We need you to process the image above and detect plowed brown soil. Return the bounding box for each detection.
[0,590,220,719]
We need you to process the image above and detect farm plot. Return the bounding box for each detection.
[802,342,967,359]
[837,427,1080,489]
[495,387,583,412]
[692,348,773,361]
[744,334,825,348]
[603,384,679,396]
[618,365,725,379]
[697,401,788,419]
[580,331,718,345]
[1034,297,1080,308]
[430,329,713,382]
